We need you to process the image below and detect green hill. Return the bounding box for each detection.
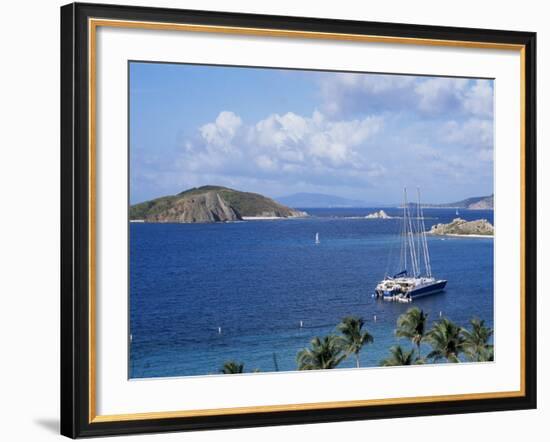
[130,186,307,223]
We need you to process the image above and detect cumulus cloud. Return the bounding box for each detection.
[320,73,416,116]
[177,110,384,188]
[199,111,242,150]
[414,78,469,113]
[462,80,494,117]
[319,73,493,119]
[441,119,493,150]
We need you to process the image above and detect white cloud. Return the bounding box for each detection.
[319,73,493,118]
[320,73,415,115]
[199,111,242,150]
[414,78,469,113]
[180,110,384,186]
[463,80,494,117]
[441,119,493,152]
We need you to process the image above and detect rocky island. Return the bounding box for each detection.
[365,210,392,219]
[428,218,494,237]
[130,185,307,223]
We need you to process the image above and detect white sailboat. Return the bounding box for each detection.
[315,232,320,245]
[374,188,447,302]
[456,208,460,216]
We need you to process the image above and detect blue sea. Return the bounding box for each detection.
[129,208,494,378]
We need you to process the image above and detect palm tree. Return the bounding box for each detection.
[380,345,418,366]
[462,318,494,362]
[337,316,374,368]
[426,318,465,363]
[395,307,428,359]
[220,360,244,374]
[297,335,347,370]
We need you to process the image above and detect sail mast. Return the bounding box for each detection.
[400,187,407,273]
[404,188,419,277]
[417,187,432,277]
[416,187,422,266]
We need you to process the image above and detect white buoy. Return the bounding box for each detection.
[300,320,303,328]
[218,327,222,334]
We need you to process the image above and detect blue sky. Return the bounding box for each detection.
[130,62,494,205]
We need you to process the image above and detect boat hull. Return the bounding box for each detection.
[374,278,447,301]
[408,279,447,298]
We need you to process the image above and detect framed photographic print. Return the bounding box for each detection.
[60,2,537,438]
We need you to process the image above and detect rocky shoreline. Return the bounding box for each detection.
[428,218,494,236]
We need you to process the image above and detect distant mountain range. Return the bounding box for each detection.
[406,194,494,210]
[277,192,368,208]
[277,192,493,210]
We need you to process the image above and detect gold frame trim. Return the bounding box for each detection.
[88,18,527,424]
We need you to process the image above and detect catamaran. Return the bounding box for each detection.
[374,188,447,302]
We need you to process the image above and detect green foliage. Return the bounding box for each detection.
[129,195,177,219]
[337,316,374,368]
[220,360,244,374]
[462,318,494,362]
[395,307,428,357]
[380,345,418,366]
[426,318,466,363]
[297,335,347,370]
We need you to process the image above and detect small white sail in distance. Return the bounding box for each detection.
[315,232,320,244]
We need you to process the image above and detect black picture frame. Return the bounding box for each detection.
[61,2,537,438]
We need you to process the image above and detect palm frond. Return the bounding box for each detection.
[336,316,373,367]
[462,318,494,362]
[380,345,417,366]
[426,318,465,363]
[297,335,346,370]
[220,360,244,374]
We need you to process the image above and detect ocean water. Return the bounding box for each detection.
[129,208,494,378]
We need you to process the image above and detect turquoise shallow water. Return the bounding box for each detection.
[129,208,494,378]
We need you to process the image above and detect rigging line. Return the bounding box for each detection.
[400,188,408,271]
[417,187,432,277]
[423,201,432,276]
[404,188,419,277]
[385,220,399,277]
[411,216,419,276]
[422,204,432,277]
[382,198,398,277]
[416,190,422,272]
